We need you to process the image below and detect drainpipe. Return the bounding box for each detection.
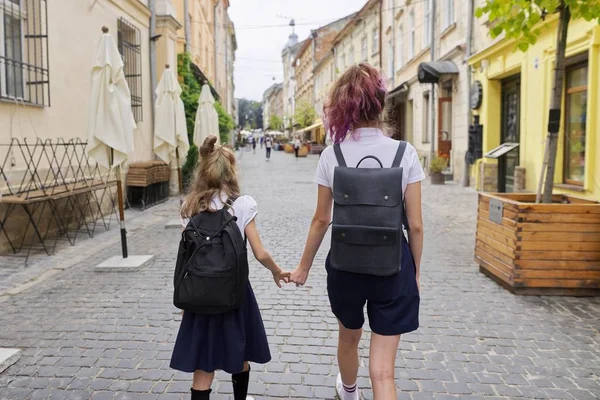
[378,0,383,67]
[429,0,436,161]
[149,0,157,130]
[184,0,191,53]
[463,0,474,187]
[391,2,395,88]
[214,0,218,94]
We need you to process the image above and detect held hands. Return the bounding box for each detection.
[272,268,291,288]
[290,266,309,287]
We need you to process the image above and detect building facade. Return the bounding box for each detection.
[294,15,354,131]
[0,0,181,251]
[381,0,471,184]
[173,0,236,117]
[281,33,303,134]
[262,82,283,131]
[332,0,381,74]
[469,10,600,201]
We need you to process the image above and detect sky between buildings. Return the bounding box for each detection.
[229,0,367,101]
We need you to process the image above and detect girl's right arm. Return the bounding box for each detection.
[404,181,424,289]
[245,220,290,288]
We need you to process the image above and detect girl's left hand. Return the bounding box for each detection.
[272,269,291,288]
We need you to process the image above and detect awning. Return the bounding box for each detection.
[296,120,323,134]
[417,61,459,84]
[387,81,410,101]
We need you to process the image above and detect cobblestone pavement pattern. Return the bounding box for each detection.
[1,148,599,400]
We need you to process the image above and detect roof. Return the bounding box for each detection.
[293,13,356,66]
[332,0,380,46]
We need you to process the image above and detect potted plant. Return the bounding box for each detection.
[429,155,448,185]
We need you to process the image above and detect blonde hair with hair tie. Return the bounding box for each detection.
[181,135,240,218]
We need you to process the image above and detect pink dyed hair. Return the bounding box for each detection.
[323,63,387,144]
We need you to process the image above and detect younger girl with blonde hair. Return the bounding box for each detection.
[170,135,290,400]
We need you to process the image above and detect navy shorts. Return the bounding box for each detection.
[326,239,420,336]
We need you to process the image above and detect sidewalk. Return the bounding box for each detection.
[0,149,599,400]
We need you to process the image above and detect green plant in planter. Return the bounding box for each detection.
[429,156,448,174]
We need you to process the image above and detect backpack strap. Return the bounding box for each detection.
[391,141,407,168]
[333,144,347,167]
[391,141,410,233]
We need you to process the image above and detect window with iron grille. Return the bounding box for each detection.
[0,0,50,106]
[117,17,142,122]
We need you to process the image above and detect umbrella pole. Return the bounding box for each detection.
[112,149,129,258]
[176,147,183,194]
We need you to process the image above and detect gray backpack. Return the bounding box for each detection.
[330,141,408,276]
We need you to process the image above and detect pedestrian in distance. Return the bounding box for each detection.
[290,63,425,400]
[252,136,257,154]
[260,136,264,150]
[264,134,273,161]
[293,135,301,159]
[171,135,291,400]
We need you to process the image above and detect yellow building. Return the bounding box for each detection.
[469,16,600,201]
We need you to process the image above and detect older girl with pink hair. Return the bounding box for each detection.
[291,63,425,400]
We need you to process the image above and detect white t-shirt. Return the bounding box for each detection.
[180,194,258,239]
[314,128,425,194]
[293,139,301,148]
[265,138,273,148]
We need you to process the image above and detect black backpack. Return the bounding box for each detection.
[330,141,408,276]
[173,202,249,315]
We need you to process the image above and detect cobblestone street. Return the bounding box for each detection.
[1,149,599,400]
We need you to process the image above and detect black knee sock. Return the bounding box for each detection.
[191,388,211,400]
[232,367,250,400]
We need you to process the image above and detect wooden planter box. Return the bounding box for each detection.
[475,193,600,296]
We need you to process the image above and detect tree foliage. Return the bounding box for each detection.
[268,115,283,131]
[476,0,600,52]
[294,101,317,129]
[214,100,234,145]
[237,98,263,129]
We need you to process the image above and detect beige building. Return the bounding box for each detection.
[294,15,354,124]
[173,0,236,116]
[281,32,303,134]
[314,52,335,119]
[332,0,381,74]
[262,83,283,130]
[382,0,471,183]
[0,0,182,252]
[0,0,183,163]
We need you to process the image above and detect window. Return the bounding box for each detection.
[408,11,415,59]
[0,0,50,106]
[118,18,143,122]
[397,25,404,69]
[372,27,378,55]
[424,0,432,48]
[444,0,455,28]
[361,36,368,61]
[422,93,430,143]
[564,62,588,185]
[349,46,355,65]
[387,40,393,79]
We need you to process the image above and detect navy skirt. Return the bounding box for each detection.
[170,282,271,374]
[326,239,420,336]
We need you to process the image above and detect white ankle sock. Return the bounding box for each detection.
[342,381,358,400]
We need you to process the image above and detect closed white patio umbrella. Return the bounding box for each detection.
[87,26,136,259]
[193,83,220,147]
[154,64,189,193]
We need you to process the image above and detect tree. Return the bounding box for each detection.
[294,101,317,129]
[177,52,201,187]
[237,98,264,130]
[214,100,234,144]
[476,0,600,203]
[268,115,283,131]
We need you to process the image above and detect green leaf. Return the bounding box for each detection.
[475,7,485,18]
[517,41,530,52]
[491,25,504,37]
